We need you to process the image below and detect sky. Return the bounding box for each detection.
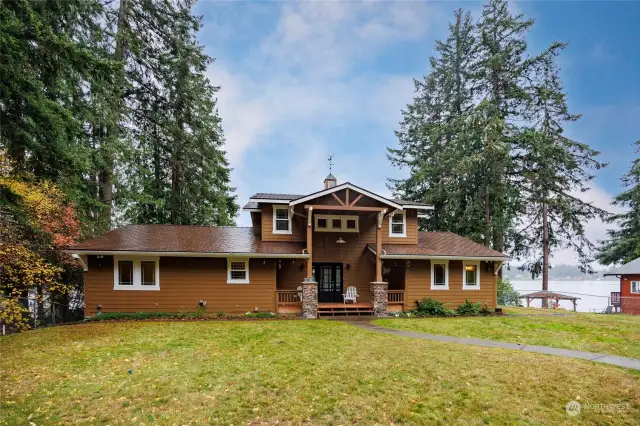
[194,0,640,265]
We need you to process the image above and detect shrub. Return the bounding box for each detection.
[456,299,482,316]
[244,311,277,318]
[497,278,520,306]
[479,303,493,316]
[414,298,456,317]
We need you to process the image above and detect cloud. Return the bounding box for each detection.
[201,1,444,225]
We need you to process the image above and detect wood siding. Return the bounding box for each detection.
[620,274,640,315]
[261,204,306,242]
[84,256,276,315]
[405,260,498,309]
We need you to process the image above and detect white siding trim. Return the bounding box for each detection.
[113,256,160,291]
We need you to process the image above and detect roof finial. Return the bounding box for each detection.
[328,154,334,173]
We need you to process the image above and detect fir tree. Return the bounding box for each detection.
[511,51,607,296]
[598,141,640,264]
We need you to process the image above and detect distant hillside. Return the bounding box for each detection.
[504,264,617,281]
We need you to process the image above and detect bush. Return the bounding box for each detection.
[479,303,493,316]
[414,298,456,317]
[456,299,482,316]
[497,278,520,306]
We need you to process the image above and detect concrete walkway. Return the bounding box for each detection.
[347,320,640,370]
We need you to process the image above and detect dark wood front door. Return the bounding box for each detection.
[313,263,343,303]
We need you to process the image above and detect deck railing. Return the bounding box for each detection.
[387,290,405,305]
[276,290,301,305]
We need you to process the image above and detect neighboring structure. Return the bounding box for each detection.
[604,257,640,315]
[520,291,580,312]
[68,176,509,317]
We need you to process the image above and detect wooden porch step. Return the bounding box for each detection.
[317,303,374,317]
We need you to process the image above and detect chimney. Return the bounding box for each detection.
[324,173,337,189]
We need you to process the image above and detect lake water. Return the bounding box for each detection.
[511,280,620,313]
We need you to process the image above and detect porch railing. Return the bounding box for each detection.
[388,290,405,305]
[276,290,301,305]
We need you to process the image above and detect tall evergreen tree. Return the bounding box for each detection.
[120,0,238,226]
[598,141,640,264]
[511,51,607,295]
[389,9,477,235]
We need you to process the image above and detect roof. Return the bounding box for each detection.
[69,225,306,255]
[324,173,336,180]
[520,291,580,300]
[603,257,640,276]
[244,184,433,211]
[368,232,509,259]
[249,193,304,200]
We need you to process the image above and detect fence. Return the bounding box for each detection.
[1,292,84,335]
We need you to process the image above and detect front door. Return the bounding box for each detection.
[313,263,343,303]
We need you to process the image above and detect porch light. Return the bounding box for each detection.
[465,265,475,271]
[336,236,346,244]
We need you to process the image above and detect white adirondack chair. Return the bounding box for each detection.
[342,286,359,304]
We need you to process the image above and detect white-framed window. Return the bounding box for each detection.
[113,257,160,290]
[273,205,292,234]
[463,261,480,290]
[631,281,640,294]
[227,258,250,284]
[389,211,406,237]
[430,260,449,290]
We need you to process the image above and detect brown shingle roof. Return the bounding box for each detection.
[249,193,304,200]
[69,225,306,255]
[369,232,509,259]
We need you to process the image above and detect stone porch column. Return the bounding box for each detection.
[302,278,318,319]
[370,281,388,317]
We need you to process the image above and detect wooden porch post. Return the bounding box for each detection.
[306,207,313,278]
[376,209,386,282]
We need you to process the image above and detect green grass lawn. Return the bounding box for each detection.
[1,321,639,425]
[376,310,640,359]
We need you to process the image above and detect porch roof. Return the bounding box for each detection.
[368,232,510,260]
[68,225,307,257]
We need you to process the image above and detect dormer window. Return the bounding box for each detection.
[389,211,406,237]
[273,205,292,234]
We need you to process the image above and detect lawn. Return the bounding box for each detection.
[376,310,640,359]
[1,321,639,425]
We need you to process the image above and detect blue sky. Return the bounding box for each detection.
[195,1,639,263]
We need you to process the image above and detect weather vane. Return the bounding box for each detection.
[328,154,334,173]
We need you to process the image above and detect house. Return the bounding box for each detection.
[604,257,640,315]
[68,175,509,318]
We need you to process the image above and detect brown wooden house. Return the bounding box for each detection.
[69,175,509,317]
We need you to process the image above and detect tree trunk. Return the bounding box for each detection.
[100,0,129,229]
[541,199,550,308]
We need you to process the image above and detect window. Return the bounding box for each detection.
[118,261,134,286]
[314,215,359,232]
[632,281,640,294]
[227,258,249,284]
[463,262,480,290]
[141,261,156,286]
[114,257,159,290]
[389,211,406,237]
[273,205,291,234]
[430,260,449,289]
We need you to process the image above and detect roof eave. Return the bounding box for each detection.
[65,250,309,258]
